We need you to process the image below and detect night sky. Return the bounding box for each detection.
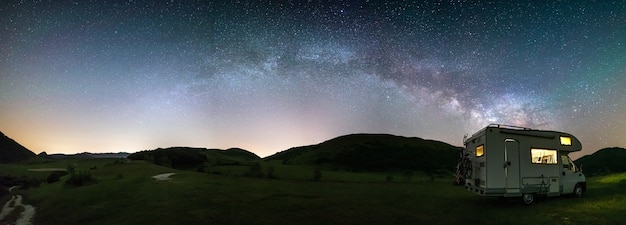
[1,1,625,158]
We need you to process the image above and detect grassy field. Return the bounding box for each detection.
[206,160,438,183]
[2,159,625,225]
[0,157,119,180]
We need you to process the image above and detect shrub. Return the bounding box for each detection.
[65,170,95,187]
[0,175,33,188]
[245,163,264,178]
[65,164,96,187]
[46,171,68,184]
[47,173,61,183]
[67,164,76,176]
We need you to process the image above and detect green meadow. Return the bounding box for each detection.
[2,158,626,225]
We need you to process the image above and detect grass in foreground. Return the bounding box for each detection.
[12,160,626,225]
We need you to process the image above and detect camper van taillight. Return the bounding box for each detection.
[560,136,572,146]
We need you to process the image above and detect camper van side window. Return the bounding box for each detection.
[560,136,572,146]
[530,148,558,164]
[475,145,484,157]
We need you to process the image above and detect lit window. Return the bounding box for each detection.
[531,148,558,164]
[476,145,484,157]
[560,136,572,146]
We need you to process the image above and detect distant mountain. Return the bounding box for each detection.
[0,131,36,163]
[265,133,462,172]
[575,147,626,176]
[48,152,130,159]
[128,147,260,169]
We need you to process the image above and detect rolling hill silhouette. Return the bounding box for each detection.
[128,134,462,172]
[208,147,261,161]
[0,131,36,163]
[574,147,626,176]
[8,129,622,177]
[265,133,462,172]
[48,152,130,159]
[128,147,260,168]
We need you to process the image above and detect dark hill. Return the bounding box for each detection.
[0,131,36,163]
[265,134,461,172]
[128,147,260,169]
[208,148,261,161]
[49,152,130,159]
[128,147,207,169]
[575,147,626,176]
[202,148,262,166]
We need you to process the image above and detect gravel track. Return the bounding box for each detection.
[0,186,35,225]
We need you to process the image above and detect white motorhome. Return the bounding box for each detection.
[456,124,586,204]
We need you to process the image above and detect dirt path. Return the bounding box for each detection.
[152,173,176,181]
[0,186,36,225]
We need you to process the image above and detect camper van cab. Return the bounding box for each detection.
[462,124,586,204]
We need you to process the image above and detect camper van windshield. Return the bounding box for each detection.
[531,149,558,164]
[561,155,576,172]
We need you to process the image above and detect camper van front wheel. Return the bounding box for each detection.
[522,193,534,205]
[574,184,583,198]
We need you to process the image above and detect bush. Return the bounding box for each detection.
[65,164,96,187]
[0,175,20,187]
[47,173,61,183]
[65,171,95,187]
[245,163,264,178]
[46,171,68,184]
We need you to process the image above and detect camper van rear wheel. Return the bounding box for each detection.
[573,184,583,198]
[522,193,534,205]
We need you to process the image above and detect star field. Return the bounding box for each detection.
[1,1,625,158]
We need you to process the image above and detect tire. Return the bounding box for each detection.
[522,193,534,205]
[573,184,583,198]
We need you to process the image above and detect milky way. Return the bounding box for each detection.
[1,1,625,158]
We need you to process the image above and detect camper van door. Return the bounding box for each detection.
[560,155,577,194]
[505,139,520,193]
